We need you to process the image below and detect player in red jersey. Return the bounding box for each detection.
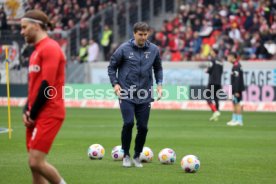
[21,10,66,184]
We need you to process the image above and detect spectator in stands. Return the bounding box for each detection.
[171,50,183,62]
[66,19,75,30]
[192,32,202,53]
[242,32,254,59]
[79,15,89,39]
[88,39,99,62]
[162,46,172,61]
[0,6,8,31]
[10,25,19,34]
[154,31,168,52]
[193,18,202,32]
[244,11,253,31]
[78,38,88,63]
[101,24,113,61]
[183,32,195,60]
[212,13,223,30]
[20,43,34,68]
[229,0,239,14]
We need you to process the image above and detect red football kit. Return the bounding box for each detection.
[26,37,66,153]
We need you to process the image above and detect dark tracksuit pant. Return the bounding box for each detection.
[119,99,151,158]
[206,84,222,111]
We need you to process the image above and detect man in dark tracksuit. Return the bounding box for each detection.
[206,48,223,121]
[108,22,163,168]
[227,52,245,126]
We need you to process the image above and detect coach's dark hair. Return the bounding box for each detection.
[23,10,53,30]
[133,22,150,33]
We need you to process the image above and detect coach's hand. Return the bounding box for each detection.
[22,111,34,128]
[156,85,162,101]
[114,84,121,96]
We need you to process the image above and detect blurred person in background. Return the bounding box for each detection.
[0,6,8,36]
[78,38,88,63]
[101,24,113,61]
[88,39,99,62]
[205,47,223,121]
[226,52,245,126]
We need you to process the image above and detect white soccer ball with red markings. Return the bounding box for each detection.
[111,145,124,161]
[158,148,176,164]
[88,144,105,160]
[181,155,200,173]
[139,147,154,162]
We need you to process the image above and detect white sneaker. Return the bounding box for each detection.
[226,120,234,125]
[227,121,243,126]
[123,156,132,167]
[209,111,221,121]
[132,157,143,168]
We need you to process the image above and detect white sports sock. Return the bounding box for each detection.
[59,178,67,184]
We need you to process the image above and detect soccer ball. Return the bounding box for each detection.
[158,148,176,164]
[111,145,124,161]
[87,144,105,160]
[181,155,200,173]
[139,147,154,162]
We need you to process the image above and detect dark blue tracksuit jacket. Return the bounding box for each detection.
[108,39,163,104]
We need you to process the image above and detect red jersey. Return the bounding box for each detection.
[28,37,66,119]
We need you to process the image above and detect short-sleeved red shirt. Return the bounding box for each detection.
[28,37,66,119]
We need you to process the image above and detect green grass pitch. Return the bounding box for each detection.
[0,107,276,184]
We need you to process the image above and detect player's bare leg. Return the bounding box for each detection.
[31,170,48,184]
[29,149,65,184]
[235,104,242,114]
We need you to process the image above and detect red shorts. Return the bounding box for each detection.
[26,117,64,154]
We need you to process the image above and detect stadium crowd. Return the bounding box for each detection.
[151,0,276,61]
[24,0,117,31]
[0,0,116,68]
[1,0,276,66]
